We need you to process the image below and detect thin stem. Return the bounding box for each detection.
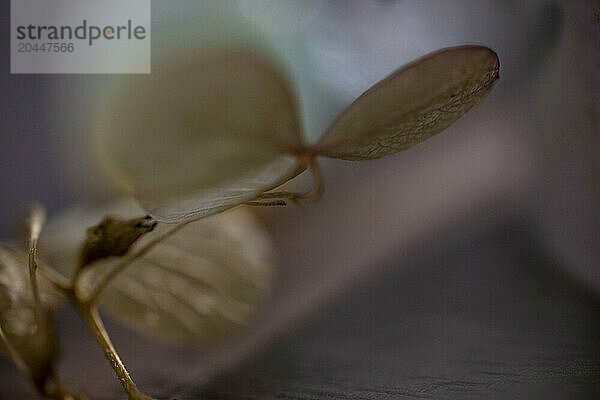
[86,222,189,304]
[252,155,324,204]
[23,206,80,399]
[70,220,193,399]
[28,248,46,329]
[77,305,153,400]
[36,259,72,295]
[27,205,47,333]
[245,200,287,207]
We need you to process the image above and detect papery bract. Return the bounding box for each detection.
[316,46,500,160]
[95,47,305,223]
[96,45,499,222]
[42,199,274,345]
[0,246,59,384]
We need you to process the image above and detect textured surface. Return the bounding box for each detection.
[1,220,599,399]
[182,223,600,400]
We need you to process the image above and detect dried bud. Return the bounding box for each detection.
[79,215,157,269]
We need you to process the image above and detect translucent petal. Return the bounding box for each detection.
[317,46,500,160]
[0,245,59,381]
[41,199,274,345]
[142,155,302,223]
[94,46,304,222]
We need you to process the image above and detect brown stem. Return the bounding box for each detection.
[76,305,154,400]
[26,205,47,333]
[36,259,72,295]
[250,155,324,205]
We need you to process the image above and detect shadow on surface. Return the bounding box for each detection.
[185,221,600,400]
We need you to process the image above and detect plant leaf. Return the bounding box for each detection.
[95,46,305,223]
[0,245,59,385]
[42,199,274,345]
[140,156,304,223]
[316,46,500,160]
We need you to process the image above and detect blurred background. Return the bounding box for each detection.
[1,1,598,399]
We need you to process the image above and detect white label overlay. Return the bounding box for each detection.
[11,0,150,74]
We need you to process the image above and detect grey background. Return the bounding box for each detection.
[1,1,599,399]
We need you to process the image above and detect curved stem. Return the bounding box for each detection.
[27,205,47,333]
[36,259,72,295]
[18,205,165,399]
[251,155,324,205]
[28,246,45,331]
[70,220,197,399]
[245,200,287,207]
[77,304,154,400]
